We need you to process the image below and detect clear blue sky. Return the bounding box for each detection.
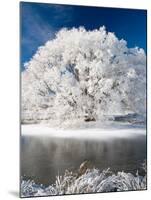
[20,2,147,70]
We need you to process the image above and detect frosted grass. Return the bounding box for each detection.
[21,166,146,197]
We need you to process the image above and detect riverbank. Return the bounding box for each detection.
[21,163,146,197]
[21,122,146,140]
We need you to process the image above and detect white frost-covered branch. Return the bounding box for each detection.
[21,27,146,124]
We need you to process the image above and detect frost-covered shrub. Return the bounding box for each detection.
[22,27,146,123]
[56,168,146,194]
[21,179,57,197]
[21,167,146,197]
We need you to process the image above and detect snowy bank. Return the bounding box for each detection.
[21,122,146,140]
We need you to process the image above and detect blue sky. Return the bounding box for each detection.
[20,2,147,70]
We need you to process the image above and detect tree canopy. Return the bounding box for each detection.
[21,27,146,124]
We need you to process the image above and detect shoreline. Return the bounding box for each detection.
[21,123,146,140]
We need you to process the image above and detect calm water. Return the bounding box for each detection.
[21,134,146,186]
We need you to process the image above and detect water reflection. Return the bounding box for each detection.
[21,135,146,186]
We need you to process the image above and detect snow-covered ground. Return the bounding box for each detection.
[22,122,146,140]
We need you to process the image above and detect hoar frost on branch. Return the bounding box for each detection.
[21,27,146,124]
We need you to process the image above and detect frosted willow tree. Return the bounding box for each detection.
[21,27,146,124]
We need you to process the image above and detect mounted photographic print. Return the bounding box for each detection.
[20,2,147,198]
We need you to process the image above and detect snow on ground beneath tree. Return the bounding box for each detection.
[21,120,146,140]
